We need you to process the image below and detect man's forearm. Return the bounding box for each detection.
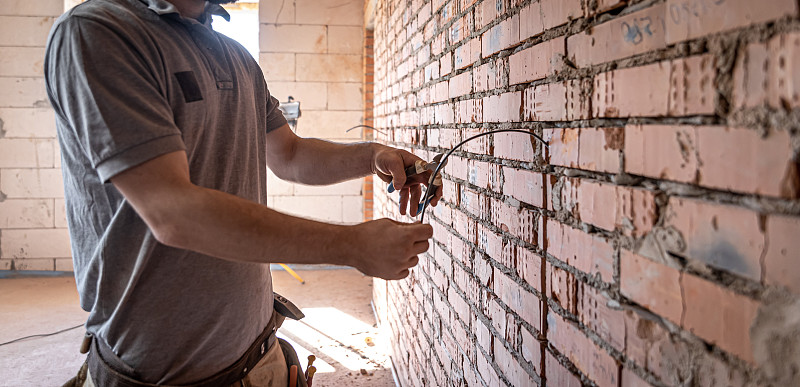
[160,183,354,265]
[271,137,383,185]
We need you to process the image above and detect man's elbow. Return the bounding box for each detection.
[149,220,190,249]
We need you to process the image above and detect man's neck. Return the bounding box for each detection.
[168,0,206,20]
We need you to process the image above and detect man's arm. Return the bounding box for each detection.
[266,123,443,216]
[110,150,431,280]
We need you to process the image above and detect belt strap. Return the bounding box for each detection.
[87,321,277,387]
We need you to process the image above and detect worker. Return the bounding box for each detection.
[44,0,442,385]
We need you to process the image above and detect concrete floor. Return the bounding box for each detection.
[0,268,395,387]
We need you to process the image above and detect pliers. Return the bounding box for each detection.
[388,153,448,208]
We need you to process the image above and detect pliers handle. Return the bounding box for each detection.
[387,153,447,193]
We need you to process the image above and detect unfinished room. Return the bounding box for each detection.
[1,0,799,386]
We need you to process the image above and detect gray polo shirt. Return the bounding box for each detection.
[44,0,287,383]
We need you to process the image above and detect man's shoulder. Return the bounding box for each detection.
[54,0,155,33]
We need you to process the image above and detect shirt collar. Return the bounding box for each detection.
[138,0,231,23]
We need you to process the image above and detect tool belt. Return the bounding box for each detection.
[80,293,303,387]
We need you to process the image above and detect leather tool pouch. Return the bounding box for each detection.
[272,292,308,387]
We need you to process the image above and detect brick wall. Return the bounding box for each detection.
[371,1,800,386]
[364,26,376,221]
[0,0,72,271]
[259,0,366,224]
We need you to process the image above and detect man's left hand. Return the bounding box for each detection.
[372,147,444,217]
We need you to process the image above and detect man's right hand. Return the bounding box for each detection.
[345,219,433,280]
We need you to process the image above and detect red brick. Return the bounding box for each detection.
[664,0,797,44]
[454,263,482,307]
[474,254,492,289]
[494,267,539,329]
[547,262,578,314]
[593,61,671,118]
[451,313,475,360]
[578,285,626,352]
[547,311,620,386]
[521,328,541,369]
[483,91,521,122]
[696,127,798,198]
[440,51,452,76]
[663,197,764,281]
[764,214,800,293]
[546,219,615,282]
[476,347,501,387]
[623,309,692,385]
[502,167,544,207]
[576,180,616,230]
[494,130,538,162]
[568,3,668,67]
[682,273,759,362]
[473,63,488,92]
[465,159,494,188]
[732,41,768,108]
[519,2,544,40]
[477,223,503,258]
[482,15,520,57]
[544,129,580,168]
[669,54,716,115]
[434,104,454,124]
[455,38,481,70]
[765,31,800,109]
[545,351,582,387]
[462,129,492,156]
[455,99,483,123]
[488,296,508,337]
[494,338,537,386]
[453,210,478,245]
[449,14,472,46]
[578,127,622,173]
[491,198,540,246]
[620,250,683,324]
[486,58,507,90]
[621,368,650,387]
[475,0,504,30]
[566,78,592,119]
[624,124,699,184]
[540,0,583,30]
[475,317,493,355]
[449,70,472,98]
[519,246,542,292]
[432,81,449,103]
[523,82,568,121]
[509,37,565,85]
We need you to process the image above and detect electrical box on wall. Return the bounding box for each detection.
[278,96,301,131]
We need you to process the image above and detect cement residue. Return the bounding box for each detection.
[751,290,800,386]
[637,226,686,269]
[0,117,5,138]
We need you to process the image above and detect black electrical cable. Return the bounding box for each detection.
[0,323,83,347]
[344,124,389,135]
[418,129,548,223]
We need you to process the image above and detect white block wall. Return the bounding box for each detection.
[259,0,366,224]
[0,0,71,271]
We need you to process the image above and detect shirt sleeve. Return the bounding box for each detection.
[264,93,287,133]
[45,16,186,183]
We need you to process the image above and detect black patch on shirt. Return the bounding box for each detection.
[174,71,203,103]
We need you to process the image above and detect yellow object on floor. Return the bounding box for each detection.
[278,264,305,284]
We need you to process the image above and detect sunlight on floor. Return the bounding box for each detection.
[279,307,390,373]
